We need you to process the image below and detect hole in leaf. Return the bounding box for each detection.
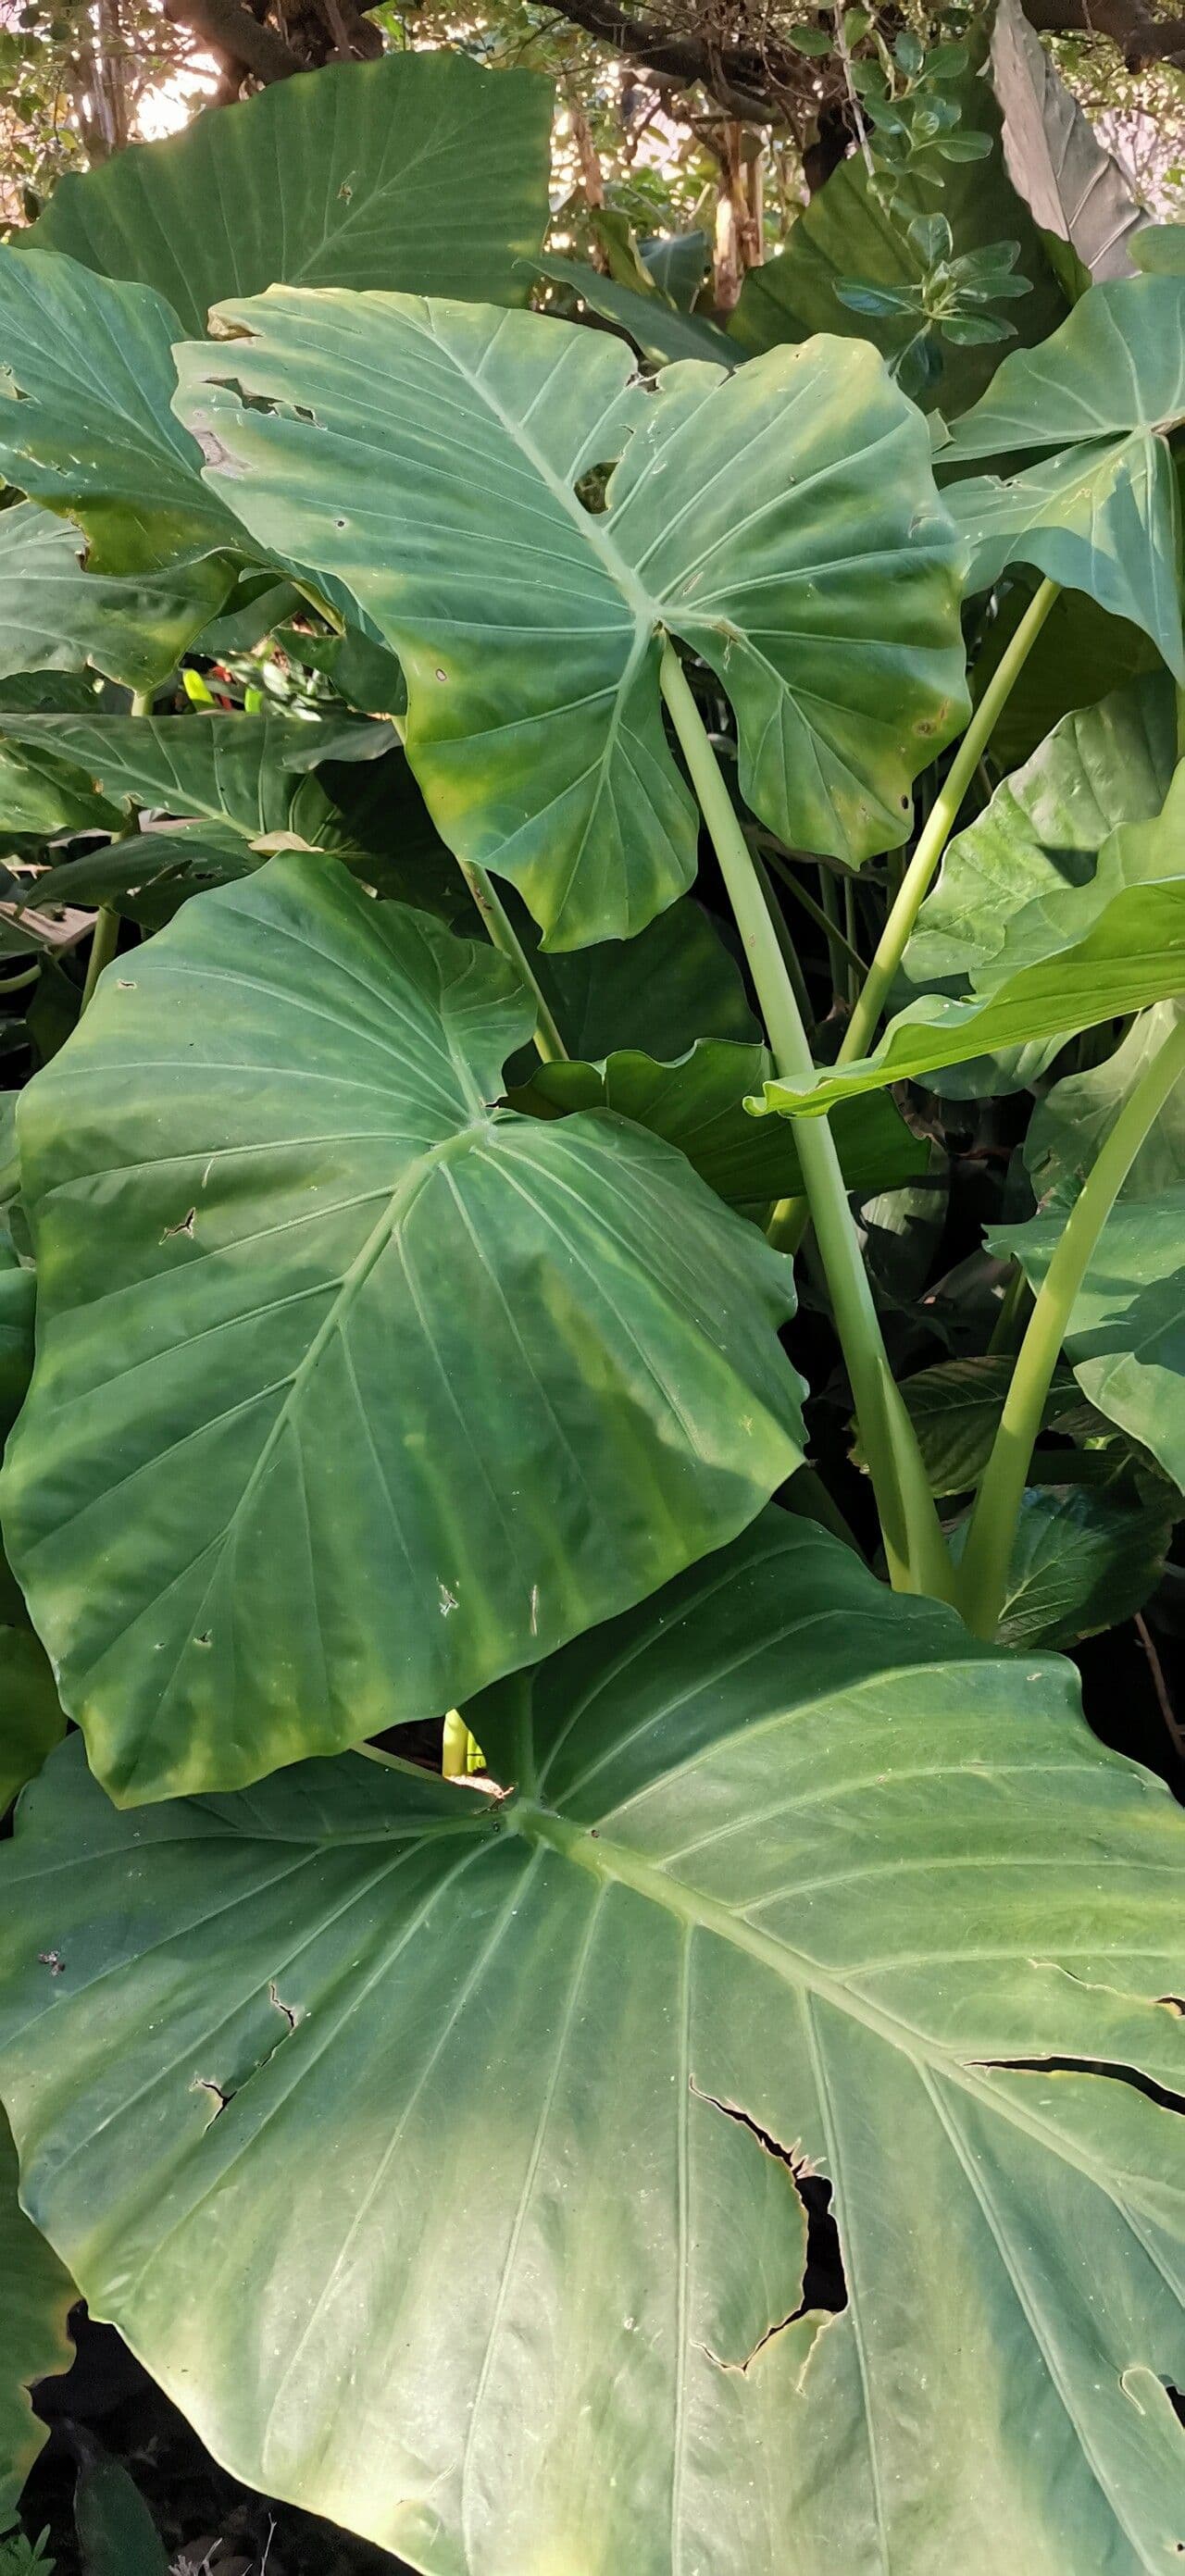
[691,2082,847,2370]
[574,462,615,516]
[975,2056,1185,2116]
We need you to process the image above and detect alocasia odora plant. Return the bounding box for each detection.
[0,32,1182,2576]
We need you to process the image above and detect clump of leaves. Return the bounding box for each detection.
[0,27,1181,2576]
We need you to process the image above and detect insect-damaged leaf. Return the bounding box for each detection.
[0,855,805,1803]
[174,296,968,947]
[0,1513,1181,2571]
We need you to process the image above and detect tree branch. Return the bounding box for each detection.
[162,0,302,81]
[1024,0,1185,66]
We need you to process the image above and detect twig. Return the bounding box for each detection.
[1135,1612,1184,1761]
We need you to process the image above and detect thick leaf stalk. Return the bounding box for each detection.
[839,578,1059,1066]
[659,641,953,1601]
[958,1007,1185,1637]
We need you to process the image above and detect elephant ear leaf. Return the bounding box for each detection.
[990,0,1146,284]
[942,275,1185,671]
[23,53,554,338]
[174,295,968,948]
[1,854,805,1805]
[0,1514,1181,2571]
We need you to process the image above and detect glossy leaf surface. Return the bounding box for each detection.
[175,297,968,943]
[1,1514,1182,2571]
[1,856,805,1803]
[0,250,238,587]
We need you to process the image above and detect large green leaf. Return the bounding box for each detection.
[0,504,228,694]
[0,2115,72,2538]
[26,54,553,340]
[1027,1000,1185,1202]
[175,297,968,944]
[755,868,1185,1114]
[517,1040,926,1207]
[730,56,1064,411]
[908,670,1176,986]
[942,276,1185,671]
[1,1512,1182,2570]
[992,1003,1185,1488]
[0,855,805,1804]
[0,249,239,591]
[990,0,1146,284]
[0,708,392,839]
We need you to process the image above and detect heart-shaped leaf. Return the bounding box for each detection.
[1,1513,1181,2570]
[175,297,968,946]
[942,276,1185,670]
[1,855,805,1803]
[24,52,553,338]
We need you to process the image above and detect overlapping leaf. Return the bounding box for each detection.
[754,869,1185,1114]
[992,1003,1185,1487]
[26,52,553,336]
[0,2115,72,2537]
[0,503,226,693]
[990,0,1145,286]
[730,53,1064,409]
[0,248,239,587]
[951,1478,1174,1649]
[942,275,1185,670]
[0,855,805,1803]
[517,1041,926,1206]
[908,670,1176,985]
[175,295,968,946]
[1,1513,1182,2571]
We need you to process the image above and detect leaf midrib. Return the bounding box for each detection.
[505,1794,1177,2221]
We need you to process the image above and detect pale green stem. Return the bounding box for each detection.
[659,641,953,1600]
[81,685,154,1014]
[767,578,1061,1263]
[753,852,812,1027]
[957,1010,1185,1639]
[442,1708,483,1775]
[455,857,568,1064]
[837,579,1059,1070]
